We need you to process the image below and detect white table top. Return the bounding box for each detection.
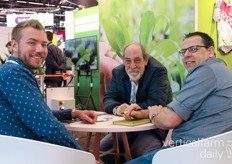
[64,112,156,133]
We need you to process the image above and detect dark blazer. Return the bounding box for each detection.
[103,57,172,114]
[45,43,66,83]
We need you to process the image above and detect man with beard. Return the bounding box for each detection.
[124,32,232,164]
[0,20,99,163]
[100,43,172,163]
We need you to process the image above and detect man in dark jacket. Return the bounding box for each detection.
[44,31,66,87]
[100,43,172,163]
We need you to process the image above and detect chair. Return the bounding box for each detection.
[0,134,96,164]
[152,130,232,164]
[162,129,173,147]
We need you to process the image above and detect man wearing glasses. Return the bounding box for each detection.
[124,31,232,164]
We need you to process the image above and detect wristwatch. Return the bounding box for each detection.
[151,113,159,120]
[113,106,119,115]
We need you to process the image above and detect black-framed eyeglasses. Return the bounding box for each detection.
[178,45,208,56]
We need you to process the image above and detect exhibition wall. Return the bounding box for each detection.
[99,0,195,102]
[1,0,231,111]
[198,0,232,70]
[73,0,232,110]
[72,6,100,110]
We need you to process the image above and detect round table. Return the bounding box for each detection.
[64,113,156,163]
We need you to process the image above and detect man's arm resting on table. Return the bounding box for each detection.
[52,109,97,124]
[52,109,72,120]
[149,106,183,130]
[75,110,97,124]
[124,104,182,129]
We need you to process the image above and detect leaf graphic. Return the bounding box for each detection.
[226,144,232,157]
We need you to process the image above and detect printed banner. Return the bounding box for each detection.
[7,13,54,27]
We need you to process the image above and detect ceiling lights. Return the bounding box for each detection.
[0,0,97,31]
[61,6,74,9]
[60,0,85,9]
[28,2,44,6]
[0,7,60,13]
[16,1,27,3]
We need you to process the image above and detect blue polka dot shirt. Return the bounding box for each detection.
[0,56,82,150]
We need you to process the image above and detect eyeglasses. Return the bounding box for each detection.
[178,45,208,56]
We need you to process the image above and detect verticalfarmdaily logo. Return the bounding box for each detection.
[226,140,232,158]
[164,139,232,160]
[199,140,232,160]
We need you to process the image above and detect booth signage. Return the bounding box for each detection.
[7,13,54,27]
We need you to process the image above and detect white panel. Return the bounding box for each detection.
[65,11,74,40]
[51,98,75,110]
[75,22,99,33]
[46,87,75,110]
[74,13,99,25]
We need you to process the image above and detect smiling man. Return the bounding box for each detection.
[100,43,172,163]
[181,35,215,72]
[124,32,232,164]
[11,21,47,71]
[0,20,99,157]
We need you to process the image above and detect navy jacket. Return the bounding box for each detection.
[103,57,172,114]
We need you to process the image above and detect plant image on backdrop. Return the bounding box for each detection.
[99,0,195,105]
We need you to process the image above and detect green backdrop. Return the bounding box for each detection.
[73,6,100,110]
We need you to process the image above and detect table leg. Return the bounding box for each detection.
[121,132,132,161]
[112,133,120,164]
[84,132,92,151]
[93,132,102,160]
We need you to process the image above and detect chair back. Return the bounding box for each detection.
[0,134,95,164]
[163,129,173,147]
[152,131,232,164]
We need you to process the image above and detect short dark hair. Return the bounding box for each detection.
[123,43,149,61]
[5,41,11,47]
[46,31,53,41]
[184,31,215,48]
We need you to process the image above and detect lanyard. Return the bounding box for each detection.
[6,60,19,65]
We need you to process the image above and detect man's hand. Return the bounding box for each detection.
[116,103,129,116]
[75,110,97,124]
[148,105,183,129]
[123,104,149,120]
[148,105,163,123]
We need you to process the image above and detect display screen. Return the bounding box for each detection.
[65,35,98,70]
